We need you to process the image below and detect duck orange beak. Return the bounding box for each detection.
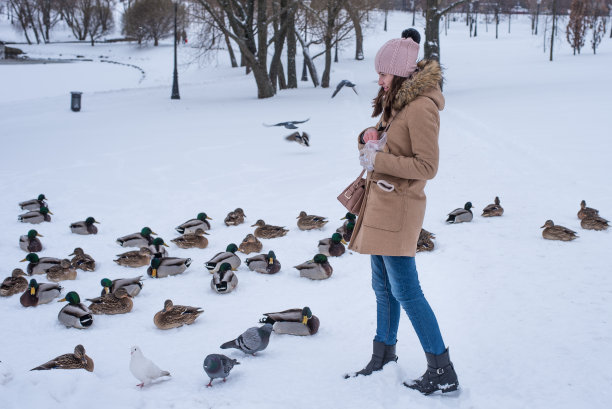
[20,258,27,262]
[152,269,157,278]
[37,233,44,237]
[58,297,66,302]
[104,287,110,294]
[302,316,308,325]
[31,287,36,295]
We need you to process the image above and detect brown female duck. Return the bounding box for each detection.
[154,299,203,330]
[252,219,289,239]
[541,220,578,241]
[0,269,28,297]
[31,344,94,372]
[297,211,328,231]
[114,247,153,267]
[224,208,246,226]
[87,287,133,315]
[482,196,504,217]
[171,229,209,249]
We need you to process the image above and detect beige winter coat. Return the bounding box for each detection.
[348,60,444,257]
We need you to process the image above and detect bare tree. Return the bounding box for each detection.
[8,0,39,44]
[567,0,587,54]
[122,0,179,46]
[587,0,608,53]
[87,0,113,45]
[424,0,470,61]
[59,0,94,40]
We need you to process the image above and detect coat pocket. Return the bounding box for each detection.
[362,182,405,232]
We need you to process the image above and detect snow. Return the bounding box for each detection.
[1,11,612,409]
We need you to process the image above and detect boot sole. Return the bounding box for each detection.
[403,382,459,396]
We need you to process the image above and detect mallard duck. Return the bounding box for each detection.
[31,345,94,372]
[147,255,191,278]
[238,234,262,254]
[19,194,47,211]
[541,220,578,241]
[21,253,62,275]
[297,211,329,230]
[69,247,96,272]
[114,247,153,267]
[18,206,52,224]
[0,269,28,297]
[224,208,246,226]
[116,227,156,248]
[46,259,77,282]
[148,237,169,257]
[20,279,62,307]
[336,221,355,243]
[259,306,320,336]
[69,217,99,235]
[482,196,504,217]
[205,243,241,272]
[211,263,239,294]
[581,215,609,231]
[245,250,281,274]
[19,229,43,252]
[577,200,599,220]
[175,212,212,234]
[446,202,473,224]
[153,299,203,330]
[100,276,143,297]
[87,287,133,315]
[318,233,347,257]
[171,229,209,249]
[57,291,93,329]
[295,254,333,280]
[252,219,289,239]
[416,228,435,253]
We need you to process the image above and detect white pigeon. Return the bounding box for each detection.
[129,346,171,387]
[0,360,13,385]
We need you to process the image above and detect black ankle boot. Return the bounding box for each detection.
[345,340,387,378]
[404,348,459,395]
[383,343,398,365]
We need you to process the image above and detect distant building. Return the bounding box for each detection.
[0,42,5,60]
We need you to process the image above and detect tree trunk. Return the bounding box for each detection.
[424,0,441,61]
[286,6,297,87]
[269,0,288,93]
[347,6,363,60]
[224,31,238,67]
[550,0,556,61]
[412,0,416,26]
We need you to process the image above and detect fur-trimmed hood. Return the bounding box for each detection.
[392,59,444,112]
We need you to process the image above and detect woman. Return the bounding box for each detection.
[347,29,458,395]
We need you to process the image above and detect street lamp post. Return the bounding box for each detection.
[171,1,180,100]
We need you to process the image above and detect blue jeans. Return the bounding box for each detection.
[371,255,446,355]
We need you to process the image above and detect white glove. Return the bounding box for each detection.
[359,133,387,171]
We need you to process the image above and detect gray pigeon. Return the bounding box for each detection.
[220,323,273,355]
[331,80,358,98]
[203,354,240,387]
[263,118,309,129]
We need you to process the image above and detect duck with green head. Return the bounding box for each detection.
[69,247,96,271]
[171,228,209,249]
[19,229,43,252]
[176,212,212,234]
[87,287,133,315]
[19,194,47,211]
[246,250,281,274]
[70,217,100,235]
[19,279,62,307]
[149,237,170,257]
[114,247,153,267]
[205,243,241,273]
[1,269,28,297]
[21,253,62,275]
[446,202,473,224]
[295,254,333,280]
[31,344,94,372]
[259,306,320,336]
[100,276,143,297]
[318,233,347,257]
[147,255,192,278]
[18,206,52,224]
[58,291,93,329]
[211,263,239,294]
[336,213,356,241]
[116,227,157,248]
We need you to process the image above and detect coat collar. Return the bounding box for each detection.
[392,60,444,112]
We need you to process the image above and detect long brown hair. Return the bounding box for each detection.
[371,75,408,123]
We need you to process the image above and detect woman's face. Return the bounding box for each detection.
[378,73,393,92]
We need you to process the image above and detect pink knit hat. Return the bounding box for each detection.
[374,38,419,78]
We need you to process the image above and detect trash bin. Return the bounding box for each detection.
[71,91,83,112]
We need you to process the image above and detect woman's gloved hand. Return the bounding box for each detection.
[359,133,387,171]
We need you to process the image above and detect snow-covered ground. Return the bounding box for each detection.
[1,11,611,409]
